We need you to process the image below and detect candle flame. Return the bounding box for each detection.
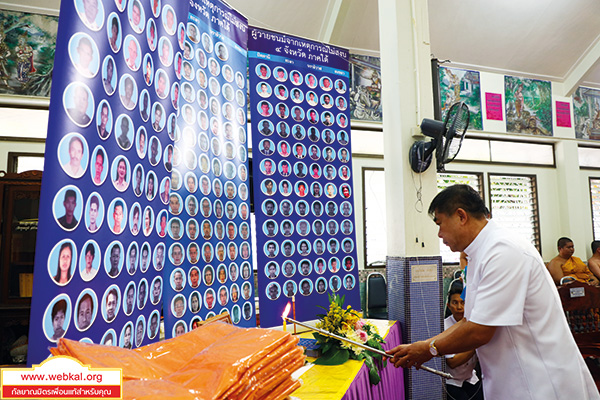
[282,302,291,319]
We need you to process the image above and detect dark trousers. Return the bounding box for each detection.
[446,380,484,400]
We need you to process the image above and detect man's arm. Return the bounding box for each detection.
[386,319,496,370]
[546,258,564,285]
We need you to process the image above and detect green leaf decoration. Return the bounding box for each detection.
[313,332,326,342]
[364,356,381,385]
[312,291,385,385]
[368,366,381,385]
[313,348,349,365]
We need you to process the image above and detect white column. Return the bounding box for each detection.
[378,0,439,257]
[555,141,587,254]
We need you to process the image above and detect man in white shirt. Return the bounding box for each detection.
[387,184,600,400]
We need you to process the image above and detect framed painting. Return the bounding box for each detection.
[349,54,382,122]
[438,66,483,130]
[0,9,58,100]
[573,86,600,140]
[505,75,553,136]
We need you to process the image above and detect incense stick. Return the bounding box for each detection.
[284,317,453,379]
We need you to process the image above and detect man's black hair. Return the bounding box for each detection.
[558,237,572,249]
[428,184,487,219]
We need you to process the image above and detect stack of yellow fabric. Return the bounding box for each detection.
[50,322,305,399]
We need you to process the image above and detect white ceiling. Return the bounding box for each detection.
[427,0,600,90]
[3,0,600,89]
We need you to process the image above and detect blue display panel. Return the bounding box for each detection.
[28,0,253,364]
[162,1,255,336]
[248,28,360,328]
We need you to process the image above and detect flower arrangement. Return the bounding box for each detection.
[312,293,386,385]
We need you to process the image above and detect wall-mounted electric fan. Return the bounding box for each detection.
[408,101,470,173]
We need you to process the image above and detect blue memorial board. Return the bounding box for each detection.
[248,28,360,328]
[162,0,255,336]
[28,0,253,364]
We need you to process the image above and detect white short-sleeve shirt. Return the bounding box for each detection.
[464,220,599,400]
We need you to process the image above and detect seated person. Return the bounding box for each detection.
[444,280,484,400]
[547,237,599,285]
[587,241,600,280]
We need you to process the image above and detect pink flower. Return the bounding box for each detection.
[357,330,368,342]
[355,320,365,330]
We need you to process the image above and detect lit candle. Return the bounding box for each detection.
[282,302,291,332]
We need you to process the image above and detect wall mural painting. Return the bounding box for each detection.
[0,9,58,98]
[348,54,381,122]
[438,66,482,130]
[504,75,553,136]
[573,87,600,140]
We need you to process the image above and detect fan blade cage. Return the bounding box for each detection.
[443,103,470,163]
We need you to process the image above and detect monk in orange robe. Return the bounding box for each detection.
[548,237,599,285]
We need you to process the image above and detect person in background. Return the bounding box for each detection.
[444,280,483,400]
[547,237,599,285]
[588,241,600,280]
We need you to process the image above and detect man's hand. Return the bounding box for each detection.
[385,341,433,369]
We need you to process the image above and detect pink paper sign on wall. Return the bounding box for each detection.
[556,101,572,128]
[485,92,503,121]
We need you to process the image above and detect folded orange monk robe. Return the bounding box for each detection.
[50,322,241,381]
[249,353,305,399]
[167,328,295,398]
[222,347,305,400]
[217,357,305,400]
[261,377,302,400]
[51,322,306,400]
[134,322,239,370]
[247,347,305,388]
[218,337,302,399]
[50,339,171,381]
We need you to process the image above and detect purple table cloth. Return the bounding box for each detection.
[341,321,404,400]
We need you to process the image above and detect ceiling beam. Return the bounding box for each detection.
[318,0,349,43]
[560,34,600,97]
